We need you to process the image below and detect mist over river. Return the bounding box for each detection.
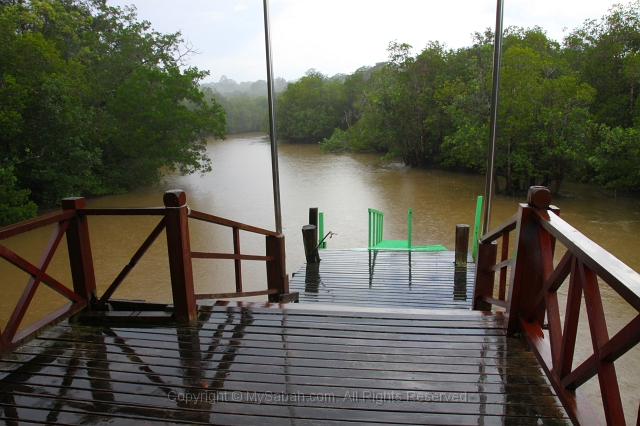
[2,132,639,423]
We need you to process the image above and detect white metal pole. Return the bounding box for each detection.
[263,0,283,234]
[482,0,505,235]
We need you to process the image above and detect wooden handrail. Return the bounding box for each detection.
[478,212,518,244]
[473,186,640,425]
[1,190,289,353]
[188,209,278,236]
[80,207,166,216]
[533,209,640,311]
[191,252,274,261]
[472,212,518,311]
[0,210,75,241]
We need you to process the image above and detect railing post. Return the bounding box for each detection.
[472,240,497,311]
[62,197,97,306]
[505,186,553,335]
[266,234,288,302]
[302,225,319,263]
[455,224,470,267]
[163,190,196,323]
[232,227,243,292]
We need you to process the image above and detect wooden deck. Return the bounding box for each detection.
[0,301,570,425]
[3,188,638,424]
[290,249,474,310]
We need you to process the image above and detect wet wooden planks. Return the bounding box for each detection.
[290,249,475,309]
[0,301,570,425]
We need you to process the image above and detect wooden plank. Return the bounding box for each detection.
[487,258,512,273]
[3,220,71,344]
[191,252,273,261]
[558,256,582,380]
[0,210,75,241]
[163,190,196,323]
[0,379,567,417]
[0,361,555,398]
[79,311,174,325]
[62,197,97,303]
[266,234,288,301]
[479,212,518,244]
[520,318,603,426]
[525,250,573,323]
[499,230,510,300]
[0,376,562,409]
[0,394,570,426]
[534,209,640,312]
[188,210,278,237]
[79,207,166,216]
[290,249,475,311]
[0,245,82,303]
[33,322,507,342]
[0,352,548,380]
[209,300,493,318]
[14,339,541,367]
[579,261,625,425]
[0,282,571,426]
[3,302,86,354]
[195,289,277,299]
[232,227,242,292]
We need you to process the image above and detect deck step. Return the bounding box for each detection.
[290,249,474,310]
[0,300,570,425]
[79,310,174,324]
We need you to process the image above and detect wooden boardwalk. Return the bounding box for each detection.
[290,249,474,310]
[0,301,570,425]
[3,188,637,424]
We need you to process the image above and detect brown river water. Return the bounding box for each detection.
[2,132,639,423]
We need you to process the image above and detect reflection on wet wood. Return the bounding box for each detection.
[290,250,473,309]
[0,301,570,425]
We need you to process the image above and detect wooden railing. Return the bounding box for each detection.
[473,186,640,426]
[0,189,289,352]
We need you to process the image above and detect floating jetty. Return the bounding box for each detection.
[0,187,638,425]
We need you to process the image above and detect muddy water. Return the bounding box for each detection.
[2,132,639,422]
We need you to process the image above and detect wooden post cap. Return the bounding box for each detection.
[61,197,86,210]
[163,190,187,207]
[527,186,552,209]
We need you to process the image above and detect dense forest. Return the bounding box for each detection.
[275,2,640,197]
[0,0,226,225]
[199,76,287,135]
[2,1,640,227]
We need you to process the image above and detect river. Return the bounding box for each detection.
[2,132,639,423]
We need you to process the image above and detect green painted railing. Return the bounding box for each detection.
[368,208,414,249]
[368,208,384,248]
[318,211,326,249]
[471,195,483,262]
[407,208,412,247]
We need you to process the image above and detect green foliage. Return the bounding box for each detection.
[565,1,640,128]
[276,69,348,143]
[278,2,640,196]
[319,128,350,153]
[590,125,640,192]
[0,0,225,212]
[0,167,38,227]
[202,88,268,135]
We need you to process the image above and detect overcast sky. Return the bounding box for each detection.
[106,0,622,84]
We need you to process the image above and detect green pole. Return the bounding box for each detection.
[318,211,325,248]
[472,196,483,262]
